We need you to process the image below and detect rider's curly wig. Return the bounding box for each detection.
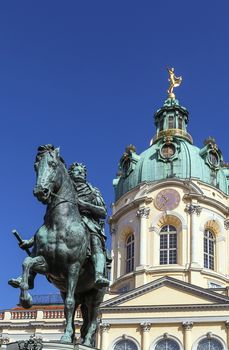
[68,162,87,177]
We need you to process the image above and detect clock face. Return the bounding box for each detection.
[155,189,180,211]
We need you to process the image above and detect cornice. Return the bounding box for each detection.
[102,276,229,308]
[110,196,153,222]
[0,321,82,329]
[111,178,212,221]
[101,303,229,313]
[184,193,229,214]
[101,315,229,324]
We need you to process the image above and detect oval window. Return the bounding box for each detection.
[161,144,175,159]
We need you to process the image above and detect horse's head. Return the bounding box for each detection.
[33,144,65,203]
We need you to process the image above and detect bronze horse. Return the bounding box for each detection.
[17,145,106,346]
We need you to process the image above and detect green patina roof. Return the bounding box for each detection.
[113,98,229,200]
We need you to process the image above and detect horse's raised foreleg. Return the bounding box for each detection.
[60,262,81,344]
[20,255,48,308]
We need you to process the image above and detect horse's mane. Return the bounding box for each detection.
[35,144,66,168]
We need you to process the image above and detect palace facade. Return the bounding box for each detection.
[1,86,229,350]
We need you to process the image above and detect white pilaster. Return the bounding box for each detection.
[186,204,202,267]
[183,321,193,350]
[100,323,110,350]
[140,322,151,350]
[137,207,150,266]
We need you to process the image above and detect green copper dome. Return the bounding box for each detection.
[113,98,229,200]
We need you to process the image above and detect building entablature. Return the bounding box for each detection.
[111,179,229,224]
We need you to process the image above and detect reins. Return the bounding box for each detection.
[50,191,78,206]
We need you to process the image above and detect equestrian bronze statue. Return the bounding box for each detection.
[8,144,110,347]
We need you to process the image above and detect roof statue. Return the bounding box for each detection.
[167,66,182,98]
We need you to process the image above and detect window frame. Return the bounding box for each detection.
[111,336,140,350]
[126,234,135,273]
[159,225,177,265]
[204,229,215,270]
[155,338,180,350]
[196,337,224,350]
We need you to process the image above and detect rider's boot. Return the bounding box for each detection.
[92,252,109,288]
[8,272,36,289]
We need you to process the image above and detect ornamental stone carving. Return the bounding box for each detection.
[206,332,213,339]
[185,204,202,216]
[137,207,150,218]
[110,224,118,235]
[18,336,43,350]
[100,323,110,333]
[182,321,193,330]
[0,335,9,345]
[140,322,151,332]
[224,220,229,230]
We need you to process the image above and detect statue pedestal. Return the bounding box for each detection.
[5,342,97,350]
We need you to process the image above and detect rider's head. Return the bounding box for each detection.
[68,162,87,182]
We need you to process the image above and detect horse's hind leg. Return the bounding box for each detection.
[60,262,81,344]
[83,294,102,347]
[20,255,48,308]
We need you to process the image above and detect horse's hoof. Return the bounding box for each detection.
[8,277,22,288]
[20,295,33,309]
[60,335,72,344]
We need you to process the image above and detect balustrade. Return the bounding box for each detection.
[11,310,37,319]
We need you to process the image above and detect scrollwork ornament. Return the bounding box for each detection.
[224,220,229,230]
[140,322,151,332]
[137,207,150,219]
[100,322,110,333]
[185,204,202,216]
[206,332,213,339]
[182,321,193,330]
[110,224,117,235]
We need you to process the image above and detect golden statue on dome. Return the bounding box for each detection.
[167,67,182,98]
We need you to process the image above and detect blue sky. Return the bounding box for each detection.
[1,1,229,309]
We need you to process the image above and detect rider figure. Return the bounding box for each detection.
[68,162,109,288]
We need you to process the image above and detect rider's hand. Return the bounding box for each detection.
[78,199,88,210]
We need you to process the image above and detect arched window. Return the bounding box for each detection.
[155,338,180,350]
[168,116,175,129]
[197,338,223,350]
[159,118,164,131]
[114,339,138,350]
[126,234,134,273]
[160,225,177,265]
[178,116,183,129]
[204,229,215,270]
